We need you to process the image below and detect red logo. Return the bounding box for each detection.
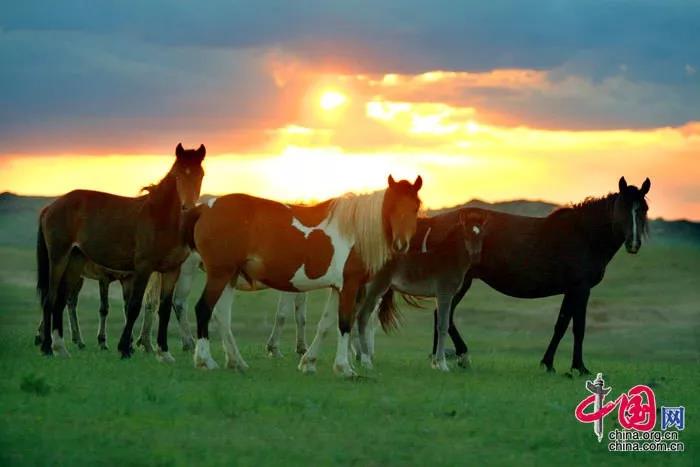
[574,373,656,441]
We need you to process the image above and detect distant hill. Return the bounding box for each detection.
[1,192,699,247]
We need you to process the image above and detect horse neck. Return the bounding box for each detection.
[575,195,624,263]
[146,173,181,227]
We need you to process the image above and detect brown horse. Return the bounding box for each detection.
[185,176,422,376]
[36,143,205,360]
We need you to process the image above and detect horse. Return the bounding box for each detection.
[182,175,423,376]
[36,143,205,360]
[137,251,308,364]
[416,176,651,375]
[353,210,488,371]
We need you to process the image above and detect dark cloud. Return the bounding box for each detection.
[1,0,699,152]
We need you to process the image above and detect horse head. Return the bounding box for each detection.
[614,176,651,254]
[172,143,206,210]
[383,175,423,254]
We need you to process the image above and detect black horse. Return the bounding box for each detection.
[424,177,651,374]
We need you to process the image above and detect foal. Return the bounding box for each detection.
[36,143,205,359]
[354,210,487,371]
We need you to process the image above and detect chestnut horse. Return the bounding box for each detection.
[36,144,205,359]
[185,176,422,376]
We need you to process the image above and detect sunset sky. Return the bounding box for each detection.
[1,2,699,219]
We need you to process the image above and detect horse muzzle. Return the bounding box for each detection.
[392,238,410,254]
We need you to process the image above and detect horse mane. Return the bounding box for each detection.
[329,189,390,274]
[551,192,649,237]
[140,171,175,197]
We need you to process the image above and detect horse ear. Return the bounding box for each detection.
[176,143,184,158]
[196,144,206,162]
[618,176,627,192]
[413,175,423,191]
[388,175,396,188]
[640,177,651,195]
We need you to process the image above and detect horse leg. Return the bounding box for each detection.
[540,292,576,373]
[136,273,159,353]
[67,276,86,349]
[96,278,111,350]
[357,281,389,370]
[432,292,453,372]
[450,277,472,368]
[172,265,195,351]
[293,292,308,356]
[298,289,338,374]
[40,248,70,356]
[193,269,233,369]
[154,270,179,363]
[212,284,248,370]
[333,279,362,377]
[433,276,472,362]
[570,289,592,376]
[266,292,294,358]
[117,271,150,358]
[51,251,85,358]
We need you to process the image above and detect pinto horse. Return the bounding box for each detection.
[36,143,205,359]
[420,176,651,375]
[185,176,422,376]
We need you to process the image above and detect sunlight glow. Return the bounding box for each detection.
[319,90,348,111]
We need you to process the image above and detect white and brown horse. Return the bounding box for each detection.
[177,176,422,376]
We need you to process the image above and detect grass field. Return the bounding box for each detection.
[0,242,698,466]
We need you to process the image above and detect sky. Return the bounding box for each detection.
[1,1,699,219]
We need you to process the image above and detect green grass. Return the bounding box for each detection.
[0,243,698,466]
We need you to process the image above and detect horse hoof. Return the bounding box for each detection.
[52,347,71,358]
[41,347,53,357]
[266,344,283,358]
[333,363,358,378]
[156,350,176,364]
[99,343,109,351]
[360,354,374,370]
[571,367,591,377]
[76,341,86,350]
[226,358,249,372]
[195,358,219,370]
[119,346,134,359]
[136,337,154,353]
[295,344,308,356]
[431,359,450,372]
[298,357,317,374]
[457,353,472,369]
[181,339,195,352]
[540,361,556,374]
[34,335,43,346]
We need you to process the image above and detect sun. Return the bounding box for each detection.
[319,90,347,111]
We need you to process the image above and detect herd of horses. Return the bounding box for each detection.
[34,144,652,376]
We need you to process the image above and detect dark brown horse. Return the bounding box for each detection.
[36,143,205,360]
[424,177,651,375]
[186,176,423,376]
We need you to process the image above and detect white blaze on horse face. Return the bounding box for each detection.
[288,215,354,291]
[421,227,432,253]
[472,226,481,235]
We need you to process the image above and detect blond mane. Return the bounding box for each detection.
[329,189,390,274]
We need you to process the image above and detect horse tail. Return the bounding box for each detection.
[401,293,428,309]
[182,204,208,250]
[378,289,401,333]
[36,212,49,307]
